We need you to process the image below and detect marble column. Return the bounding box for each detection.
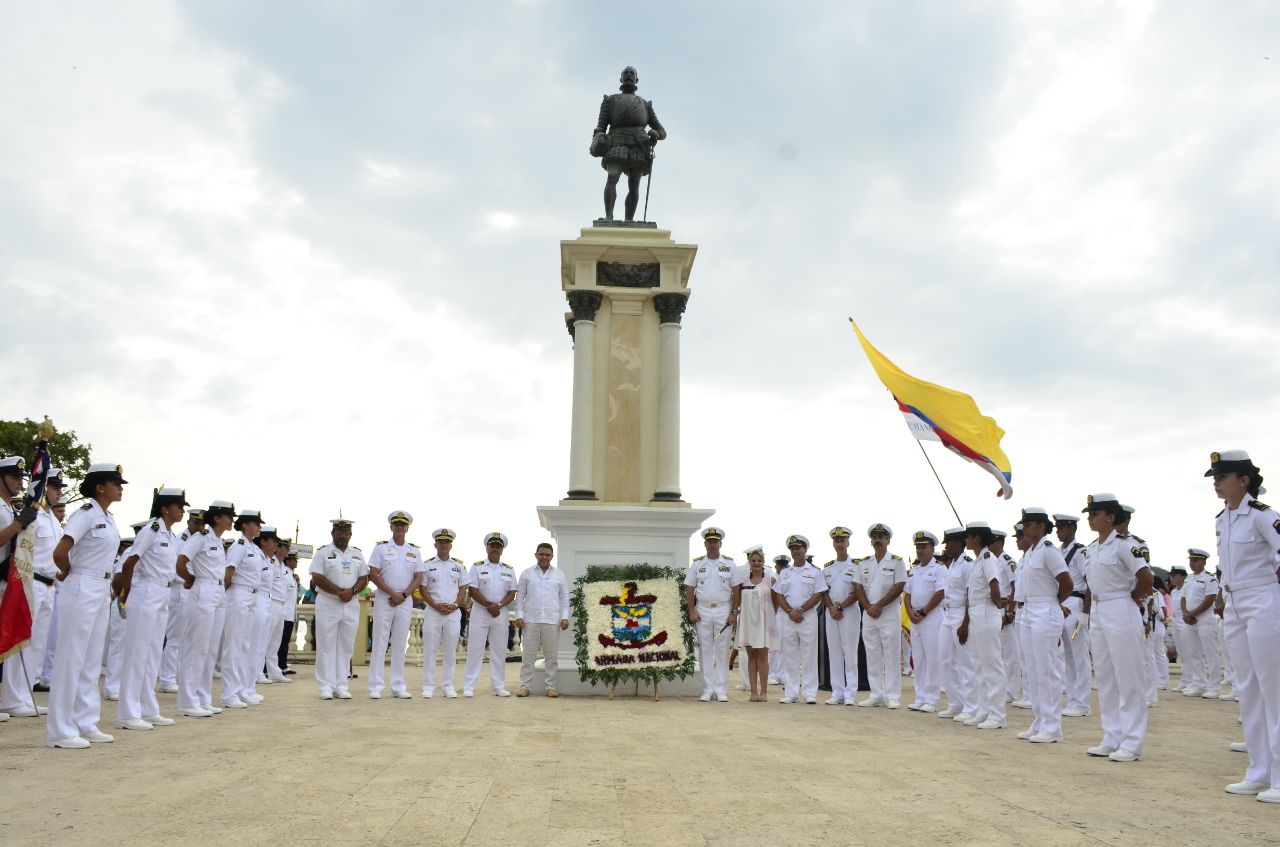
[565,290,602,500]
[652,293,687,502]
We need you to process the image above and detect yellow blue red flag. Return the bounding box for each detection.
[850,319,1013,499]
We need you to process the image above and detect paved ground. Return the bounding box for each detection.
[0,664,1274,847]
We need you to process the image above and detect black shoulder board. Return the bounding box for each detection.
[1250,500,1271,511]
[823,560,835,567]
[237,538,245,545]
[409,542,420,547]
[377,540,387,545]
[150,520,160,531]
[891,554,903,560]
[1216,509,1225,518]
[80,502,92,510]
[474,560,484,566]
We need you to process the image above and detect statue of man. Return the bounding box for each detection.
[591,66,666,222]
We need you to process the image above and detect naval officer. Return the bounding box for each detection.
[463,532,517,698]
[367,511,424,699]
[856,523,907,709]
[685,527,742,702]
[420,528,466,698]
[772,535,827,704]
[309,517,368,700]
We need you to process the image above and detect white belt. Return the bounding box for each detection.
[1092,591,1132,602]
[1223,578,1278,593]
[229,584,259,593]
[139,575,175,588]
[195,575,222,584]
[69,566,112,580]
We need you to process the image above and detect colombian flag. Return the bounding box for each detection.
[850,319,1013,499]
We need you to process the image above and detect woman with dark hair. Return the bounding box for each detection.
[1081,493,1153,763]
[45,462,128,749]
[1208,450,1280,802]
[957,521,1006,730]
[175,501,236,718]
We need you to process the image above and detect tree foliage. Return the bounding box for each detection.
[0,419,92,482]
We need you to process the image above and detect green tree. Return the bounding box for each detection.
[0,418,92,483]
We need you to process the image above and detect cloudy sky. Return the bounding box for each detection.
[4,1,1277,573]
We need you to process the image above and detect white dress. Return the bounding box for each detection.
[735,572,779,650]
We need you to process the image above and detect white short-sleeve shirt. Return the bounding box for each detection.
[368,540,426,593]
[683,555,742,606]
[859,553,907,605]
[309,543,368,591]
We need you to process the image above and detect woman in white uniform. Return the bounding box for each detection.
[957,522,1006,730]
[175,501,236,718]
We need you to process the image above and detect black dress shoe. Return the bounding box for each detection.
[283,668,296,676]
[33,683,50,692]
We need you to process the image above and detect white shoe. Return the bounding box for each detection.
[1258,788,1280,804]
[919,704,937,713]
[938,707,960,718]
[259,677,273,685]
[158,683,180,693]
[422,689,434,699]
[1087,744,1117,757]
[369,691,382,699]
[319,691,334,701]
[1108,749,1140,762]
[1230,742,1248,753]
[118,718,154,731]
[180,707,212,718]
[953,712,975,723]
[143,714,175,726]
[1201,690,1220,700]
[444,689,458,699]
[1225,780,1268,795]
[1029,733,1061,743]
[1221,692,1239,702]
[243,693,264,704]
[202,703,222,714]
[5,705,40,718]
[699,690,712,702]
[334,688,352,700]
[907,702,923,711]
[1061,707,1090,717]
[393,690,412,699]
[496,689,512,698]
[82,729,114,743]
[48,735,90,749]
[735,683,749,691]
[779,696,796,704]
[886,700,900,710]
[463,689,476,698]
[222,699,248,709]
[857,697,882,708]
[1017,729,1035,740]
[962,715,984,726]
[272,676,294,684]
[716,693,729,702]
[976,719,1005,730]
[1012,699,1032,709]
[805,696,817,704]
[1181,687,1204,697]
[826,697,843,705]
[768,677,781,685]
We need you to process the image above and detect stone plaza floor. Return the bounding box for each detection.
[0,664,1274,846]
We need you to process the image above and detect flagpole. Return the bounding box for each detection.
[915,440,963,526]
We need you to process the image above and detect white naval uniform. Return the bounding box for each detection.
[261,556,291,680]
[1059,541,1092,712]
[0,503,60,712]
[685,555,743,698]
[309,543,368,696]
[1181,570,1221,693]
[102,550,128,699]
[1216,494,1280,790]
[223,535,267,705]
[177,529,228,711]
[515,564,570,692]
[45,501,119,744]
[859,552,907,704]
[116,519,178,723]
[420,556,466,695]
[967,549,1007,724]
[823,558,862,704]
[1017,538,1069,739]
[367,540,426,695]
[250,553,275,685]
[1169,584,1187,687]
[463,559,517,693]
[939,556,977,716]
[1000,552,1023,702]
[774,563,827,701]
[1085,531,1149,756]
[905,559,946,707]
[1150,592,1170,690]
[158,529,190,688]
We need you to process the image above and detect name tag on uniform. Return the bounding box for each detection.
[340,560,352,574]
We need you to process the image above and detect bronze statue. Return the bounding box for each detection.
[591,66,666,222]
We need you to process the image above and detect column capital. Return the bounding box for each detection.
[567,290,603,322]
[653,292,689,325]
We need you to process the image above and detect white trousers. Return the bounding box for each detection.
[969,604,1005,723]
[314,592,359,694]
[1223,583,1280,789]
[178,580,226,710]
[825,607,861,701]
[368,595,412,693]
[463,608,508,692]
[1021,601,1065,738]
[780,610,818,700]
[519,622,561,690]
[264,600,287,679]
[250,591,273,684]
[1091,597,1147,755]
[863,604,901,702]
[1001,619,1022,700]
[40,581,61,682]
[769,611,785,680]
[221,585,257,704]
[158,582,184,686]
[1218,617,1235,688]
[45,571,111,743]
[1151,619,1169,688]
[116,580,170,721]
[1186,618,1220,692]
[102,600,127,698]
[911,613,943,706]
[421,607,461,693]
[693,606,731,696]
[1060,596,1091,710]
[941,612,977,714]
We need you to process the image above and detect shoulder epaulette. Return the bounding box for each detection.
[79,502,92,511]
[409,542,420,547]
[693,555,706,562]
[981,551,992,559]
[200,527,210,535]
[150,519,160,531]
[823,560,835,567]
[474,560,485,566]
[1116,532,1130,539]
[452,557,463,563]
[1216,508,1225,518]
[237,538,245,545]
[723,554,734,561]
[377,540,387,545]
[1250,500,1271,512]
[891,554,903,560]
[501,562,513,569]
[963,554,973,561]
[350,545,362,552]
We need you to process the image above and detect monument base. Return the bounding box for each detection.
[535,502,713,696]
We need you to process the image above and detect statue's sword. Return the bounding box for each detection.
[642,147,654,222]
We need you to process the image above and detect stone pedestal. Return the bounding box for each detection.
[536,224,713,695]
